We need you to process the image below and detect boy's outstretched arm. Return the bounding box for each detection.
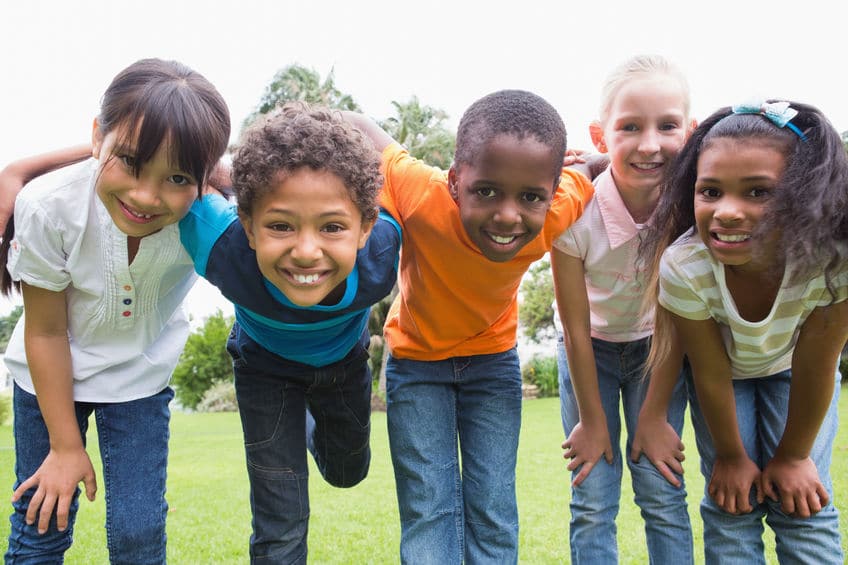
[0,145,91,233]
[342,112,395,153]
[761,299,848,518]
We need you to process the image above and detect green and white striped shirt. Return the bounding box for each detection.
[658,231,848,379]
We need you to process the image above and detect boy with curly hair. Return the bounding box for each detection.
[179,102,402,564]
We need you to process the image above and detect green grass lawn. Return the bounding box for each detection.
[1,394,847,563]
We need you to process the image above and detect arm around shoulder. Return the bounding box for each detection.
[341,111,395,153]
[0,144,92,234]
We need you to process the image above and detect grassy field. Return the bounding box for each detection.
[1,394,847,564]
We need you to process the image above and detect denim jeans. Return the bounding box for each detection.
[687,369,843,565]
[227,324,372,565]
[557,334,693,565]
[385,348,522,565]
[6,383,172,565]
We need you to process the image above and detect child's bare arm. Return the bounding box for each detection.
[202,160,233,197]
[551,248,613,487]
[13,283,97,534]
[0,145,91,233]
[761,299,848,517]
[631,332,686,487]
[342,112,395,153]
[671,309,761,514]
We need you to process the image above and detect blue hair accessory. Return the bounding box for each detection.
[731,100,808,141]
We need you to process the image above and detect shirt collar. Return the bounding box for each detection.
[594,168,640,250]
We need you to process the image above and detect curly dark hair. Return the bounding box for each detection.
[454,89,566,179]
[232,102,382,222]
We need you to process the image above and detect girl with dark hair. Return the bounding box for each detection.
[3,58,230,563]
[642,100,848,563]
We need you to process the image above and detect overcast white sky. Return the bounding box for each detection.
[1,0,845,319]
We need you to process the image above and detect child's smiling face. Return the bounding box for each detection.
[93,119,199,239]
[239,167,374,307]
[694,137,786,274]
[596,75,689,195]
[448,134,559,262]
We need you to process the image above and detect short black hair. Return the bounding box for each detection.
[454,89,566,178]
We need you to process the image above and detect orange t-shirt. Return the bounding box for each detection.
[379,143,594,360]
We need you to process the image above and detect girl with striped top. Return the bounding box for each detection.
[642,100,848,564]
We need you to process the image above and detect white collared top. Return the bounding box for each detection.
[5,160,196,402]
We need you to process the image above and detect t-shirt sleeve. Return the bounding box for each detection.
[552,225,581,258]
[545,168,595,246]
[7,195,70,291]
[378,142,444,225]
[657,248,713,321]
[179,194,239,277]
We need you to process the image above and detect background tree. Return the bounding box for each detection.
[842,130,847,153]
[379,96,456,169]
[172,310,235,410]
[0,305,22,354]
[519,259,555,343]
[242,64,361,129]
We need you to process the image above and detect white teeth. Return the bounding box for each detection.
[127,207,152,219]
[491,234,517,244]
[294,273,320,284]
[633,163,661,170]
[716,233,749,242]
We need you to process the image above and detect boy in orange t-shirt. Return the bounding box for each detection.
[346,90,593,564]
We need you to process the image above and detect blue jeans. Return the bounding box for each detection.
[557,334,693,565]
[227,324,372,565]
[385,348,522,565]
[687,369,843,565]
[6,383,172,565]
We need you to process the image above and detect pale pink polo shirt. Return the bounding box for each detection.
[553,168,653,342]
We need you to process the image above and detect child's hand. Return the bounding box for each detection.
[761,454,829,518]
[562,149,588,167]
[709,454,761,514]
[562,150,609,181]
[562,420,613,487]
[11,447,97,534]
[630,412,685,487]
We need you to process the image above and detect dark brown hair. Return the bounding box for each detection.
[1,58,231,295]
[232,101,382,222]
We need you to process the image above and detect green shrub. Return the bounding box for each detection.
[0,392,10,425]
[521,355,559,398]
[172,310,235,409]
[196,381,238,413]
